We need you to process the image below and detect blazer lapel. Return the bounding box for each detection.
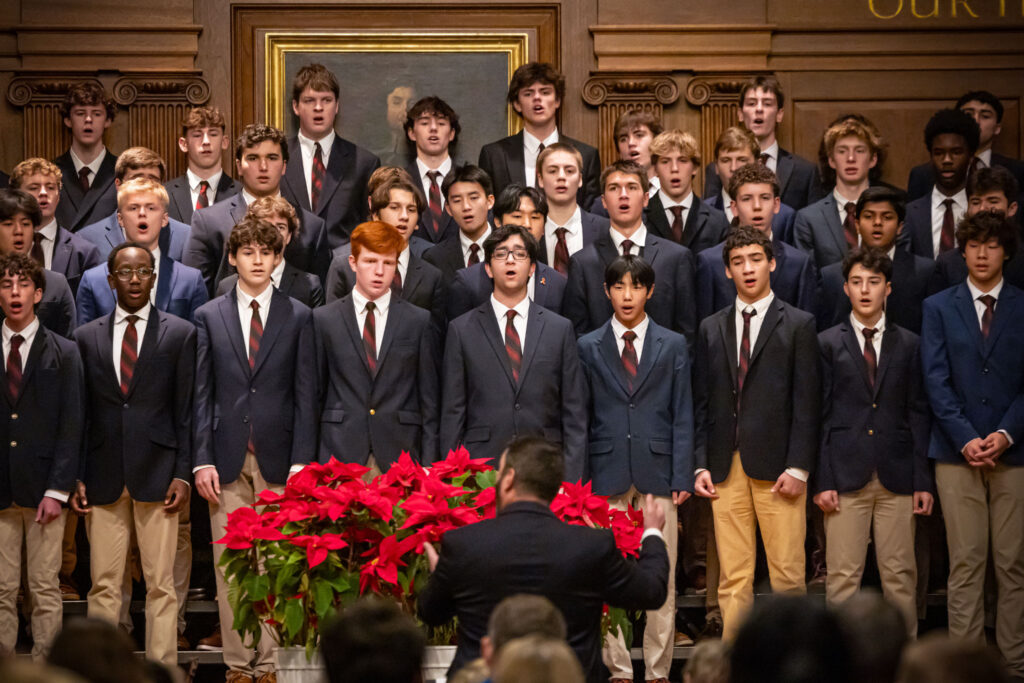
[51,229,73,275]
[403,256,427,301]
[841,322,874,395]
[104,214,124,252]
[821,196,847,256]
[56,154,84,211]
[251,291,289,375]
[475,306,517,389]
[315,137,349,216]
[218,291,250,375]
[97,313,120,395]
[952,284,985,353]
[124,311,166,399]
[505,132,526,185]
[748,299,782,367]
[682,199,705,248]
[73,153,117,227]
[631,325,664,394]
[873,324,896,397]
[595,232,619,268]
[775,149,795,196]
[341,296,372,377]
[15,328,48,404]
[646,194,671,240]
[168,180,192,223]
[154,253,174,311]
[640,235,662,267]
[516,304,545,393]
[278,262,300,297]
[984,285,1017,356]
[597,322,632,396]
[719,308,739,388]
[284,138,312,212]
[375,298,404,371]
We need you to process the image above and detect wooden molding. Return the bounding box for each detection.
[111,74,210,106]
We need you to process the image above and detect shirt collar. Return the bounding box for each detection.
[523,129,559,154]
[648,176,661,197]
[398,245,410,272]
[242,189,280,207]
[833,187,859,207]
[2,317,39,346]
[416,156,452,180]
[761,141,779,161]
[658,189,693,210]
[270,257,286,288]
[849,311,885,337]
[490,293,531,322]
[610,313,650,343]
[545,206,582,237]
[931,187,967,210]
[352,286,392,316]
[609,224,647,249]
[298,129,336,157]
[187,168,223,193]
[236,281,275,312]
[37,219,58,242]
[69,147,106,177]
[459,226,491,252]
[967,276,1004,303]
[735,290,774,317]
[115,302,152,325]
[977,148,992,167]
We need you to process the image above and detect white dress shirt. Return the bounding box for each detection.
[459,227,491,267]
[352,287,392,348]
[188,168,223,209]
[648,175,661,198]
[610,225,648,256]
[523,129,559,189]
[491,294,530,351]
[721,191,735,223]
[112,303,152,386]
[69,147,107,185]
[849,312,884,358]
[270,256,286,290]
[759,141,779,173]
[930,188,967,257]
[544,207,584,266]
[977,148,992,168]
[36,220,58,270]
[235,282,274,352]
[610,313,650,365]
[416,156,452,211]
[396,246,410,285]
[658,189,693,234]
[298,130,336,207]
[149,245,162,306]
[833,187,861,235]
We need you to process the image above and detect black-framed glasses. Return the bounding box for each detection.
[492,247,530,262]
[113,267,155,281]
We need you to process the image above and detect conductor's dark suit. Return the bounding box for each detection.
[164,173,242,225]
[216,263,325,309]
[645,193,729,256]
[445,262,565,321]
[703,149,823,211]
[53,150,118,232]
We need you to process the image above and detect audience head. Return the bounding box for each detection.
[0,189,42,257]
[855,186,905,249]
[728,163,781,234]
[601,160,649,229]
[106,241,157,313]
[604,255,655,328]
[61,82,115,145]
[650,130,701,201]
[823,116,883,189]
[404,96,460,157]
[47,617,148,683]
[723,224,775,304]
[291,63,340,140]
[683,640,730,683]
[493,635,584,683]
[247,195,300,247]
[956,90,1004,151]
[898,633,1011,683]
[496,437,564,508]
[370,178,425,239]
[536,142,584,208]
[442,164,494,239]
[614,109,664,170]
[348,221,404,301]
[481,594,568,668]
[967,165,1019,218]
[956,211,1017,289]
[116,178,169,252]
[835,592,908,683]
[714,126,760,196]
[10,159,62,224]
[729,595,853,683]
[738,75,785,144]
[235,124,289,197]
[227,216,284,295]
[320,597,426,683]
[483,224,537,299]
[448,659,491,683]
[0,659,84,683]
[179,106,229,172]
[507,62,564,129]
[0,252,45,324]
[114,147,166,184]
[493,185,547,241]
[924,109,980,194]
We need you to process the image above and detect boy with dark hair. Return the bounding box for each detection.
[165,106,242,224]
[53,82,119,231]
[0,252,84,660]
[702,76,821,210]
[478,62,601,209]
[647,130,729,254]
[280,63,381,249]
[902,109,981,259]
[693,224,820,640]
[422,163,494,283]
[920,211,1024,678]
[578,254,693,681]
[609,109,664,198]
[186,123,329,295]
[439,225,586,473]
[536,143,609,275]
[815,246,933,636]
[192,216,316,681]
[403,96,461,244]
[313,221,440,469]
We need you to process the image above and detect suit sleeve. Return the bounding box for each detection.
[192,311,216,470]
[54,275,76,337]
[324,256,348,303]
[559,321,588,484]
[49,342,85,494]
[416,534,459,626]
[75,276,98,327]
[444,274,476,322]
[309,276,325,309]
[702,163,722,200]
[173,326,197,483]
[793,208,815,256]
[674,249,697,350]
[786,315,821,473]
[693,322,711,471]
[564,254,590,338]
[815,335,837,493]
[185,211,218,297]
[906,334,935,494]
[78,241,103,271]
[439,321,467,458]
[186,274,209,323]
[600,533,669,611]
[775,207,797,246]
[290,311,317,468]
[418,318,442,465]
[796,257,819,320]
[695,252,716,322]
[670,338,695,493]
[920,298,977,454]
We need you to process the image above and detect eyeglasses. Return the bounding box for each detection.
[491,247,530,262]
[113,267,155,281]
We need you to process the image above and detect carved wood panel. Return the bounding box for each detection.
[582,74,680,169]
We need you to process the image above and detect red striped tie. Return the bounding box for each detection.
[311,142,325,212]
[621,330,638,391]
[120,316,139,395]
[980,295,996,338]
[195,180,210,210]
[862,327,877,386]
[468,243,481,266]
[735,308,755,447]
[248,301,262,370]
[427,170,444,237]
[843,202,858,248]
[505,310,522,383]
[621,239,634,257]
[553,227,570,275]
[940,198,956,253]
[7,334,23,401]
[363,301,377,377]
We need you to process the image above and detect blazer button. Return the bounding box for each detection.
[981,398,989,405]
[250,388,256,394]
[871,403,878,409]
[9,441,15,448]
[369,409,376,415]
[629,403,635,409]
[626,434,631,440]
[515,403,521,410]
[983,367,990,374]
[123,403,129,409]
[9,413,16,420]
[243,416,250,423]
[867,429,874,436]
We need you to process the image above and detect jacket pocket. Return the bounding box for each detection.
[589,439,614,455]
[465,426,489,442]
[398,411,421,426]
[649,439,672,455]
[320,409,345,423]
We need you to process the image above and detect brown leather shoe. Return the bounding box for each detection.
[609,679,633,683]
[254,673,277,683]
[225,672,252,683]
[197,629,223,651]
[177,632,191,650]
[649,679,670,683]
[59,580,80,601]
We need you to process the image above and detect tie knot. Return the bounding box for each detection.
[10,335,23,351]
[844,202,856,216]
[759,153,770,166]
[670,205,684,218]
[742,307,756,322]
[199,180,209,190]
[126,314,139,326]
[33,232,44,244]
[470,243,480,254]
[862,327,877,340]
[555,227,568,238]
[365,301,376,314]
[622,330,637,343]
[943,198,956,209]
[314,142,323,155]
[979,294,996,309]
[250,300,260,313]
[78,167,90,180]
[506,310,517,323]
[426,170,441,182]
[621,239,634,256]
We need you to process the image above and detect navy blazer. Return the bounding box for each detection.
[794,194,856,270]
[216,262,324,309]
[0,326,84,509]
[695,238,817,321]
[537,209,608,267]
[164,173,242,225]
[578,320,694,496]
[53,150,118,231]
[192,288,317,485]
[313,296,440,467]
[280,135,381,249]
[186,193,330,296]
[694,297,821,482]
[817,321,932,495]
[78,212,189,263]
[564,229,697,346]
[902,195,943,260]
[818,248,935,333]
[703,148,823,211]
[445,262,565,321]
[405,160,459,245]
[906,154,1024,201]
[75,310,196,505]
[417,501,668,683]
[478,131,602,210]
[440,301,587,479]
[645,193,729,256]
[50,226,102,297]
[921,283,1024,466]
[0,270,76,340]
[422,235,473,285]
[75,256,208,326]
[705,193,798,245]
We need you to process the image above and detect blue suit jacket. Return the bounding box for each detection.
[705,194,798,246]
[445,262,566,321]
[921,283,1024,466]
[75,254,208,326]
[77,212,189,262]
[192,288,317,485]
[578,319,693,496]
[50,226,102,297]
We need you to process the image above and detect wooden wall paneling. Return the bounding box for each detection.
[581,73,679,171]
[6,76,96,161]
[684,75,755,193]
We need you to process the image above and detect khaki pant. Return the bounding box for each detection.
[209,452,283,676]
[936,462,1024,677]
[175,504,191,635]
[602,489,677,680]
[0,504,66,659]
[85,488,178,667]
[711,452,806,641]
[823,474,917,637]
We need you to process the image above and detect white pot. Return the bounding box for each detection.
[422,645,457,683]
[274,646,325,683]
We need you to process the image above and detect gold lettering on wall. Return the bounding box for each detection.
[952,0,980,17]
[912,0,940,18]
[871,0,1021,17]
[869,0,904,18]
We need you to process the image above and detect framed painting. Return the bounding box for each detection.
[264,31,529,165]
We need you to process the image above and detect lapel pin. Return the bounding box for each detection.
[540,277,546,285]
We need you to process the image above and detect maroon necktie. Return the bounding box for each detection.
[505,310,522,383]
[120,315,139,395]
[940,198,956,253]
[30,233,45,267]
[759,153,770,167]
[248,301,262,370]
[736,308,755,446]
[979,295,996,339]
[391,268,403,296]
[426,170,444,237]
[78,167,91,192]
[621,239,634,257]
[196,180,210,210]
[621,330,638,392]
[311,142,325,212]
[862,327,877,387]
[553,227,570,275]
[7,335,23,401]
[670,206,685,244]
[468,243,481,266]
[363,301,377,377]
[843,202,858,249]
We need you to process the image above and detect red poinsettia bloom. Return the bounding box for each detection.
[290,533,347,568]
[216,506,289,549]
[380,451,428,492]
[473,486,497,516]
[430,446,493,479]
[359,535,414,594]
[322,457,372,483]
[609,506,644,557]
[550,480,612,528]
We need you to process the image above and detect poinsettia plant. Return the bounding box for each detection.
[217,448,644,659]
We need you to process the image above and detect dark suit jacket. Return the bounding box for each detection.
[794,194,856,270]
[417,501,668,683]
[902,194,943,260]
[564,230,697,346]
[818,248,935,333]
[921,283,1024,466]
[192,288,317,485]
[0,271,77,339]
[75,310,196,505]
[75,256,208,325]
[216,262,324,309]
[906,154,1024,201]
[645,194,729,255]
[578,320,694,496]
[817,321,932,495]
[48,226,102,298]
[422,235,472,285]
[280,135,381,249]
[313,296,440,467]
[706,193,799,246]
[78,212,189,262]
[186,193,330,296]
[537,209,608,266]
[440,301,587,479]
[703,148,823,211]
[164,173,242,225]
[445,262,565,321]
[478,131,602,209]
[405,160,459,244]
[53,150,118,231]
[694,297,821,482]
[0,326,84,509]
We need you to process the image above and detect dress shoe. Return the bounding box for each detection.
[178,632,191,650]
[224,672,252,683]
[59,579,80,601]
[188,586,208,601]
[197,629,223,651]
[697,617,723,640]
[254,673,277,683]
[674,630,694,646]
